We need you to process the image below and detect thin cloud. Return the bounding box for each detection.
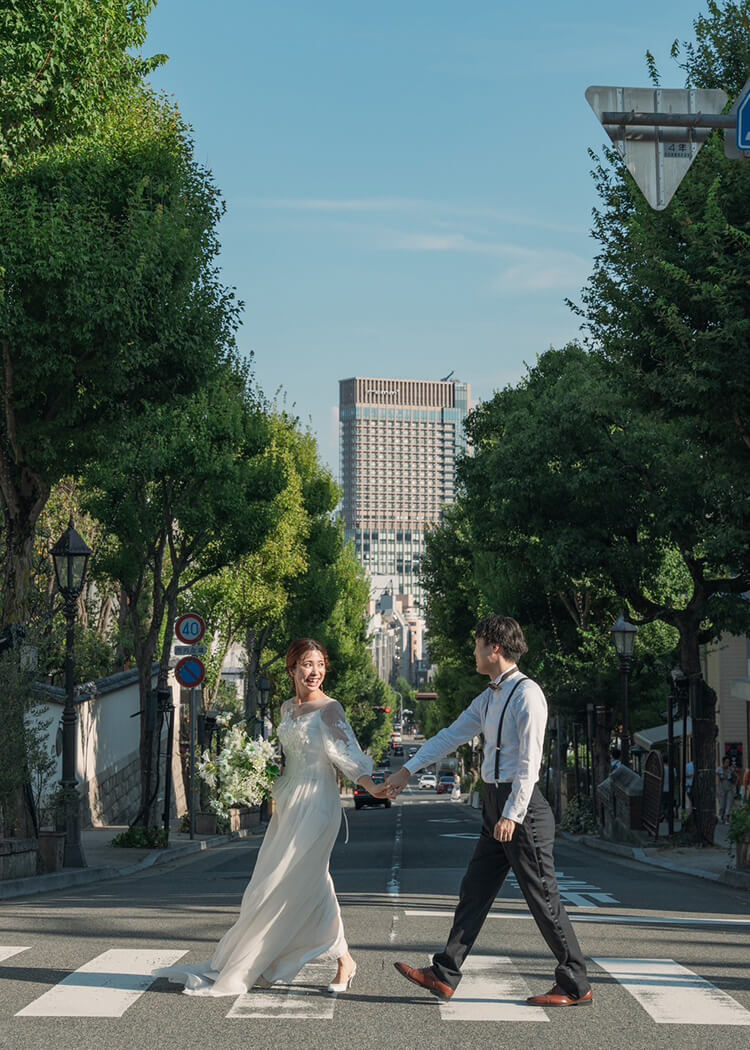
[492,256,590,294]
[242,196,583,235]
[247,197,423,213]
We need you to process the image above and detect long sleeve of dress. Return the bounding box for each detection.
[320,701,374,783]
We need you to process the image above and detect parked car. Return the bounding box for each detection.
[437,774,459,794]
[354,772,391,810]
[418,773,437,790]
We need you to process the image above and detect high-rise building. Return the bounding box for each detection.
[339,376,470,610]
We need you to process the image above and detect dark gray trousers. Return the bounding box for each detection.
[431,783,590,998]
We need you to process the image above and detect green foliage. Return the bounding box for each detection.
[0,0,166,170]
[111,825,168,849]
[728,799,750,843]
[0,636,49,834]
[559,795,598,835]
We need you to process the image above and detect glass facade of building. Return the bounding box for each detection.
[339,376,470,607]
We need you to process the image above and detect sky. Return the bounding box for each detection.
[143,0,703,476]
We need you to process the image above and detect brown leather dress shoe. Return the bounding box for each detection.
[526,984,593,1007]
[394,962,455,1001]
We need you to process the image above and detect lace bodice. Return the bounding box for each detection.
[277,698,374,784]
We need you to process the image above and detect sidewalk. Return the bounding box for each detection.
[558,818,750,891]
[465,794,750,891]
[0,823,268,902]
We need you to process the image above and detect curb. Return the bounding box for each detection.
[0,826,267,902]
[558,831,750,890]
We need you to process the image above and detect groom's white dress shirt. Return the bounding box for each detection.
[402,668,548,824]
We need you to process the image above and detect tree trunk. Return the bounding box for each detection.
[0,462,49,839]
[592,704,613,797]
[126,553,167,828]
[679,625,717,845]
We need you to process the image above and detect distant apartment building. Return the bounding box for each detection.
[339,375,470,680]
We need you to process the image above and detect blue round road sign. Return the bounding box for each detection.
[175,656,206,688]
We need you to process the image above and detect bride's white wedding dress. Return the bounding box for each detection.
[154,697,374,996]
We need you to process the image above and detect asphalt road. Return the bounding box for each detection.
[2,754,750,1050]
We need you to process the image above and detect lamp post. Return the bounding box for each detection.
[51,517,92,868]
[610,613,638,769]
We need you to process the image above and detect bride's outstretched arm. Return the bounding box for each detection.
[320,700,374,783]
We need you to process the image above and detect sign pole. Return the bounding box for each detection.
[189,686,197,840]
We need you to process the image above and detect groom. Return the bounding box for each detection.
[385,615,592,1008]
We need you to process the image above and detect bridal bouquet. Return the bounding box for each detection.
[197,722,280,819]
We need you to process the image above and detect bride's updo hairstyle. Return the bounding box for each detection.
[285,638,330,684]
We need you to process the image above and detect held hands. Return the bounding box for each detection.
[493,817,518,843]
[361,777,390,799]
[385,767,410,798]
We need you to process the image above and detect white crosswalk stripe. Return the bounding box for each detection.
[439,955,549,1022]
[0,947,30,963]
[15,948,187,1017]
[593,958,750,1026]
[227,962,335,1019]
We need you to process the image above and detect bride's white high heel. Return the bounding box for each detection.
[327,961,357,994]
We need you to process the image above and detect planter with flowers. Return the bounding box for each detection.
[197,722,280,827]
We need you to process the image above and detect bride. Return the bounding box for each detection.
[155,637,391,996]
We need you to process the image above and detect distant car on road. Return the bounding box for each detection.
[437,774,459,795]
[354,772,391,810]
[418,773,437,790]
[408,746,419,757]
[393,744,404,756]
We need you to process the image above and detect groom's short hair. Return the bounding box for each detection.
[475,616,529,664]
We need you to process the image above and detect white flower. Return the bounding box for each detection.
[196,718,280,819]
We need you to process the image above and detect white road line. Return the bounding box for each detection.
[0,947,30,963]
[15,949,187,1017]
[593,958,750,1026]
[405,909,750,928]
[439,955,549,1023]
[387,806,403,897]
[388,806,404,944]
[227,963,335,1020]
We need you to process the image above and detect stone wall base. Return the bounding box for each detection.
[0,838,37,880]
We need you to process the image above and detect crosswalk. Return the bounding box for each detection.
[3,944,749,1024]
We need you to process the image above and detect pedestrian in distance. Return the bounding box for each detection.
[154,638,389,996]
[717,756,736,824]
[386,615,592,1008]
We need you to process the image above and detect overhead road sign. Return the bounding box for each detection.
[174,656,206,688]
[586,86,728,209]
[175,613,206,644]
[725,76,750,158]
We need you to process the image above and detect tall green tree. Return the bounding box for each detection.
[0,87,238,626]
[84,368,284,825]
[454,345,749,839]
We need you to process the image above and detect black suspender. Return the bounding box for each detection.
[492,676,527,781]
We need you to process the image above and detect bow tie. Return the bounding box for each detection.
[489,668,517,691]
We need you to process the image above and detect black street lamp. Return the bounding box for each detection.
[51,517,92,868]
[610,613,638,768]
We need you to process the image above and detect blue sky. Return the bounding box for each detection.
[143,0,703,475]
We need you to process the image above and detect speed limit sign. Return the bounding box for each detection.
[175,613,206,644]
